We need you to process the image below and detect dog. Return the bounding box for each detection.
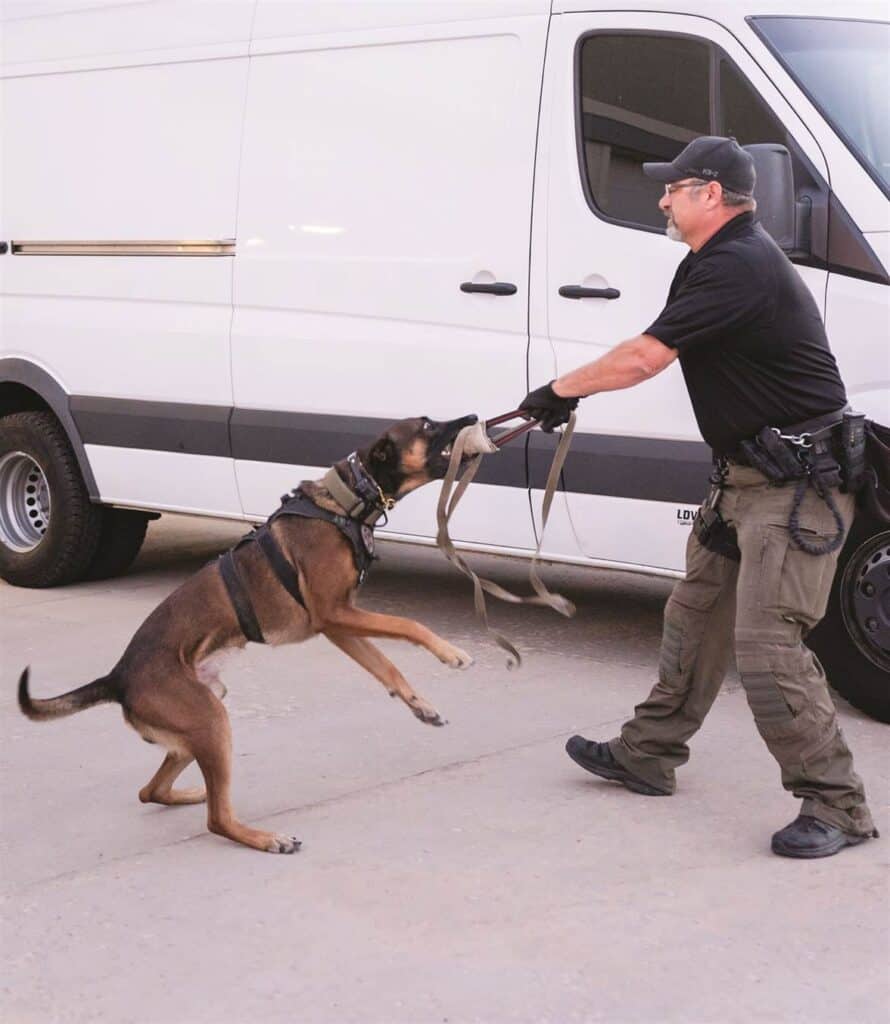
[18,414,478,854]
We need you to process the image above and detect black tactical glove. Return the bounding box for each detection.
[519,381,579,433]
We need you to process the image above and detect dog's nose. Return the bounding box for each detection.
[457,414,478,427]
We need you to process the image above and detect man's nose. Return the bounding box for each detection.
[658,192,671,213]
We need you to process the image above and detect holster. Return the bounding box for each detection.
[693,506,741,562]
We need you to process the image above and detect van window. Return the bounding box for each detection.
[578,33,791,231]
[578,34,709,229]
[719,59,785,149]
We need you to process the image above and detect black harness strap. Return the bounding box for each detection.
[218,483,376,644]
[256,528,306,608]
[219,550,265,644]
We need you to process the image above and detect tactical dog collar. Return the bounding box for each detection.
[322,452,394,526]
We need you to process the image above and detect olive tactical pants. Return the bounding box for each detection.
[609,464,875,836]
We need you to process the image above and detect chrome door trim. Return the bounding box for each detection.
[9,240,236,256]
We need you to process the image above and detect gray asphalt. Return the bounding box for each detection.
[2,513,888,1024]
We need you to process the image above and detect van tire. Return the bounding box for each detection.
[806,514,890,724]
[84,508,152,581]
[0,411,103,588]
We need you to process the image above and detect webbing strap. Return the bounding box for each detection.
[435,413,577,669]
[219,550,265,644]
[257,528,306,608]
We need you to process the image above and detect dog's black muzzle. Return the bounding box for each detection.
[428,414,479,473]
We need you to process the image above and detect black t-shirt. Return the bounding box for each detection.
[645,211,847,456]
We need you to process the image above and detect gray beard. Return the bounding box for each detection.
[665,219,684,243]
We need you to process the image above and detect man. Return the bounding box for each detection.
[520,136,877,858]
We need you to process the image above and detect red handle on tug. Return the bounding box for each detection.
[484,409,540,448]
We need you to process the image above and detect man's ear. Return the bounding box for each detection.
[371,438,394,463]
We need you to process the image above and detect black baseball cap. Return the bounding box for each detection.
[643,136,756,196]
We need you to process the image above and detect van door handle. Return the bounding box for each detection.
[558,285,620,300]
[460,281,517,296]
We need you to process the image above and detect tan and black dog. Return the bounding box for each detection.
[18,414,477,854]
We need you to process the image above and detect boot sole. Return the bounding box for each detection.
[565,742,670,797]
[771,832,869,859]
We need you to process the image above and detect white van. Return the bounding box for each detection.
[1,1,887,719]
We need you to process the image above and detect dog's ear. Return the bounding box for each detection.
[370,437,396,464]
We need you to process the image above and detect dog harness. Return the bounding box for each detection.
[218,456,389,644]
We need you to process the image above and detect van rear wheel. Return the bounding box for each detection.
[84,507,153,580]
[806,514,890,724]
[0,411,103,587]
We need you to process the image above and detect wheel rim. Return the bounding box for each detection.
[0,451,52,552]
[840,531,890,673]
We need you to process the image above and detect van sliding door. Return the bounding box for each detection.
[231,8,548,550]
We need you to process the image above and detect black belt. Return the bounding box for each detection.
[726,406,848,467]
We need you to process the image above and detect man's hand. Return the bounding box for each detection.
[519,381,579,433]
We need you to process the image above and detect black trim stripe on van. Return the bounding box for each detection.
[70,398,712,505]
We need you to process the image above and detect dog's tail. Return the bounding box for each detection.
[18,666,119,721]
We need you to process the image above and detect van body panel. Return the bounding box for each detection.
[1,0,254,74]
[232,16,549,546]
[250,1,551,44]
[825,234,890,424]
[1,45,247,515]
[83,446,243,518]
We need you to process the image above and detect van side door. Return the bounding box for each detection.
[231,6,549,550]
[531,11,831,572]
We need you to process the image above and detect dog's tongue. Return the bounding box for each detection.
[456,421,498,455]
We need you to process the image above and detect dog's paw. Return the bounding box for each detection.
[442,645,474,670]
[410,697,447,727]
[266,834,302,854]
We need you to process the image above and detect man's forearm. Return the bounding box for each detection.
[551,334,677,398]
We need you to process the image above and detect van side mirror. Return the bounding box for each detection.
[744,143,810,256]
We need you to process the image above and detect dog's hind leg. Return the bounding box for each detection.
[138,751,206,806]
[325,632,446,726]
[187,692,301,855]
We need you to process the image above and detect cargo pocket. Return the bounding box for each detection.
[760,523,835,628]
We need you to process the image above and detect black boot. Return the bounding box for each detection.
[565,735,670,796]
[771,814,876,859]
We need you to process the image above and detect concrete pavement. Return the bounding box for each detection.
[2,514,888,1024]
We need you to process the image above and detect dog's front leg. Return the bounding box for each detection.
[325,632,446,726]
[323,608,473,669]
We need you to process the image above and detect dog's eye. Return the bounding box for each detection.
[423,418,434,432]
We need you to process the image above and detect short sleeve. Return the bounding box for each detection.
[646,251,769,352]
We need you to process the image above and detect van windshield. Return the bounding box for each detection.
[751,17,890,196]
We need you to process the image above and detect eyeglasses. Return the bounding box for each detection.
[664,180,707,196]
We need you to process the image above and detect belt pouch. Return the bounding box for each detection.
[839,411,867,493]
[860,420,890,523]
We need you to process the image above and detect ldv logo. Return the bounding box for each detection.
[676,508,696,525]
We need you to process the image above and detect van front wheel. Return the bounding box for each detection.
[806,514,890,724]
[0,411,103,587]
